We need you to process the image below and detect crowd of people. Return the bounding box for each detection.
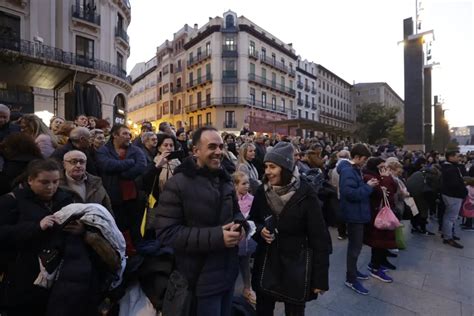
[0,103,473,316]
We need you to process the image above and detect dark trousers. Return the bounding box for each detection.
[346,223,365,283]
[370,248,386,269]
[256,292,305,316]
[113,199,144,245]
[196,289,234,316]
[337,222,347,237]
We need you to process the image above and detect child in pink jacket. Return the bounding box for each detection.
[233,171,257,305]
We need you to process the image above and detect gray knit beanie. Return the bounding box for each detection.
[264,141,295,171]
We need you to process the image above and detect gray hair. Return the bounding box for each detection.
[0,104,10,113]
[63,150,87,161]
[90,128,104,137]
[337,150,351,159]
[69,127,91,141]
[141,131,156,143]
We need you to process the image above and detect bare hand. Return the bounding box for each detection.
[261,227,275,244]
[63,220,85,235]
[154,151,170,168]
[313,288,325,295]
[40,215,58,231]
[367,178,379,187]
[223,223,240,248]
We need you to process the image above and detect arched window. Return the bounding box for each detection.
[114,94,126,110]
[226,15,234,28]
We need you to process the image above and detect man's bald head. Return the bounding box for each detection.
[69,127,91,150]
[337,150,351,160]
[64,150,87,162]
[63,150,87,180]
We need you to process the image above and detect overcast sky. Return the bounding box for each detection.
[127,0,473,127]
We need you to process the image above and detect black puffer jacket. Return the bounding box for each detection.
[441,161,467,199]
[249,180,331,302]
[154,157,244,297]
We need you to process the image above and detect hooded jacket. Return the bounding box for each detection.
[337,160,373,223]
[154,157,245,297]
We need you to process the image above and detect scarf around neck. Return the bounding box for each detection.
[264,168,301,215]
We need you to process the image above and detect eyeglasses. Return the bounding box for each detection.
[65,159,87,165]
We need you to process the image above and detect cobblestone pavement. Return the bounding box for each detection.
[236,219,474,316]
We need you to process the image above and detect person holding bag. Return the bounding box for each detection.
[249,142,330,316]
[362,157,398,283]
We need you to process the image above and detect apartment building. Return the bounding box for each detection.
[317,65,354,130]
[0,0,132,123]
[127,10,297,133]
[352,82,404,123]
[295,59,318,121]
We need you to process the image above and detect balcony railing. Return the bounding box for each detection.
[311,104,317,110]
[184,97,288,115]
[115,27,129,44]
[260,55,289,74]
[0,37,131,81]
[305,101,311,108]
[222,44,238,57]
[297,81,303,89]
[222,70,238,83]
[175,65,183,73]
[311,87,317,95]
[187,50,211,67]
[304,85,310,92]
[248,49,259,60]
[297,98,303,106]
[248,74,296,97]
[289,69,296,77]
[289,110,298,119]
[187,74,212,89]
[72,5,101,26]
[224,121,237,129]
[172,86,183,94]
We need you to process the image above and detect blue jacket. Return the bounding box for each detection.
[337,160,373,223]
[96,141,146,204]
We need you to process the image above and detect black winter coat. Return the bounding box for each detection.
[0,187,73,311]
[154,157,245,297]
[0,153,40,196]
[441,161,467,199]
[249,181,330,302]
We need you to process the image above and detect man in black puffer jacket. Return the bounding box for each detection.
[155,126,245,316]
[441,150,467,249]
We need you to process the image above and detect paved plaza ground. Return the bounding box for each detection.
[237,219,474,316]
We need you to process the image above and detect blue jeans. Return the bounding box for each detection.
[442,195,463,240]
[196,289,234,316]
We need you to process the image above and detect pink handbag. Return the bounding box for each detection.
[374,189,401,230]
[460,198,474,218]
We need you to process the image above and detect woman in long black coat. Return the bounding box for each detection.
[249,142,330,316]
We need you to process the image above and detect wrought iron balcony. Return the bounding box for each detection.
[222,70,238,83]
[260,55,289,74]
[72,5,100,26]
[172,86,183,94]
[0,37,130,80]
[222,44,238,57]
[248,49,259,60]
[115,27,129,44]
[297,81,303,89]
[187,50,211,68]
[186,74,213,89]
[305,101,311,108]
[304,85,310,92]
[311,103,317,110]
[311,87,317,95]
[248,74,296,97]
[297,98,303,106]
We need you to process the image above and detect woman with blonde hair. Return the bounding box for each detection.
[49,116,65,135]
[19,114,58,158]
[55,121,76,146]
[237,142,261,194]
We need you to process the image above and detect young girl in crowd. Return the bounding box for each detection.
[233,171,257,305]
[461,177,474,231]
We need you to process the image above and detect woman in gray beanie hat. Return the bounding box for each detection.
[248,141,331,315]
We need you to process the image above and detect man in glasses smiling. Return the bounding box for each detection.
[60,150,113,214]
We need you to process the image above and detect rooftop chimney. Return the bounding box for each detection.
[194,23,198,30]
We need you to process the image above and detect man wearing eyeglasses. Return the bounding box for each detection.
[52,127,98,176]
[61,150,113,214]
